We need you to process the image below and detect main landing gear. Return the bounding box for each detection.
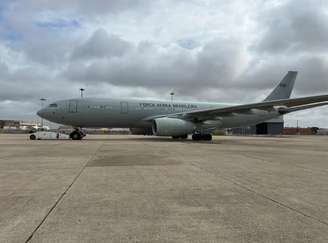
[69,128,86,140]
[192,133,212,141]
[170,134,212,141]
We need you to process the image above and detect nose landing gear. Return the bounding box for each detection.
[70,128,86,140]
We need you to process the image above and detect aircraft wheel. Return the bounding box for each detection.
[70,131,82,140]
[192,133,212,141]
[30,134,36,140]
[202,134,212,141]
[192,134,202,141]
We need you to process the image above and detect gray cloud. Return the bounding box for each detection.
[65,33,247,95]
[10,0,153,16]
[1,0,328,127]
[238,55,328,95]
[255,0,328,54]
[0,4,78,66]
[71,28,132,60]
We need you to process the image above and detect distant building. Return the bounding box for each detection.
[20,122,49,131]
[230,117,284,135]
[317,129,328,135]
[0,120,48,132]
[255,117,284,135]
[283,127,318,135]
[0,120,20,129]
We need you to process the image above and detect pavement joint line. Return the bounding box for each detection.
[221,176,328,227]
[240,152,328,176]
[24,142,104,243]
[190,161,328,228]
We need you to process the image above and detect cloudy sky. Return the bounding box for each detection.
[0,0,328,127]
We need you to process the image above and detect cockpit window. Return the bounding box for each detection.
[49,103,58,108]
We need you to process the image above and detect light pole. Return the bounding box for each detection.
[40,98,46,128]
[170,91,175,111]
[80,88,85,98]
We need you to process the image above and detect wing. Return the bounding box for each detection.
[145,94,328,122]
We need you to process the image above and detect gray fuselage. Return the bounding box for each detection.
[37,98,280,130]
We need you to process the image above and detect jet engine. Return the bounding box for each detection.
[152,117,195,136]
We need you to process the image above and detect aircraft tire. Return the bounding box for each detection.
[30,134,36,140]
[192,133,212,141]
[192,134,202,141]
[70,131,82,140]
[202,134,212,141]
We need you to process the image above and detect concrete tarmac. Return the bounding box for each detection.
[0,134,328,242]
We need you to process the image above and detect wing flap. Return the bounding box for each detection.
[278,101,328,114]
[143,94,328,122]
[174,94,328,120]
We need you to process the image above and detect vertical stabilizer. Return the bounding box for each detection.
[264,71,297,101]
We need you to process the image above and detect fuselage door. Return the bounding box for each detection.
[68,100,78,113]
[120,101,128,114]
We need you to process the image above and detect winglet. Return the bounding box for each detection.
[264,71,298,101]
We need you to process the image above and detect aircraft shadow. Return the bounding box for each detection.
[84,136,219,144]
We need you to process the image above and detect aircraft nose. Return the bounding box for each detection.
[37,108,46,118]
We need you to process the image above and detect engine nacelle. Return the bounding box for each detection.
[152,118,195,136]
[273,105,289,114]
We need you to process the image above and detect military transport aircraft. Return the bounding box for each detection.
[37,71,328,140]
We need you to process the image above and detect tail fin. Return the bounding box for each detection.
[264,71,297,101]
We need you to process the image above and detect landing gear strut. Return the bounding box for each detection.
[192,133,212,141]
[70,128,86,140]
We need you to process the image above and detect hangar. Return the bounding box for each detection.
[230,118,284,135]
